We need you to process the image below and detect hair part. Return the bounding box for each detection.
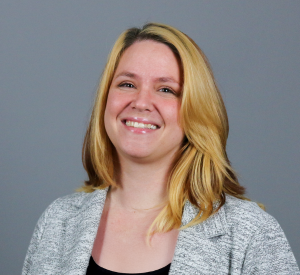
[79,22,253,235]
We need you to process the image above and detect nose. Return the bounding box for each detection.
[130,86,154,112]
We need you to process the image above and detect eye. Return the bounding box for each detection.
[118,82,135,88]
[159,87,175,95]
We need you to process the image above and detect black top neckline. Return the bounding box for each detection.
[86,256,171,275]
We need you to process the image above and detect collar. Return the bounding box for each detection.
[181,200,229,238]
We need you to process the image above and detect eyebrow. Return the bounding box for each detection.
[156,77,179,84]
[115,71,180,85]
[115,71,137,79]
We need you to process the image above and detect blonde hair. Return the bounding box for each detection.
[80,22,249,233]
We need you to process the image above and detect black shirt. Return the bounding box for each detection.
[86,257,171,275]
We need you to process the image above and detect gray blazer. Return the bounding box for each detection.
[22,188,299,274]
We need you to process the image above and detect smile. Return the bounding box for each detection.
[125,120,158,129]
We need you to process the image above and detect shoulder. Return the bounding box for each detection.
[189,195,279,239]
[223,195,277,234]
[41,188,108,221]
[28,188,108,251]
[22,189,108,274]
[222,195,293,248]
[222,196,300,273]
[180,196,299,273]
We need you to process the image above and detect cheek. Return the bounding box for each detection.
[163,100,181,127]
[105,91,116,116]
[104,91,117,135]
[104,91,120,127]
[170,101,184,139]
[104,90,130,136]
[105,90,130,118]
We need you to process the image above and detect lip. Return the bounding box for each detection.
[120,117,161,134]
[121,117,161,128]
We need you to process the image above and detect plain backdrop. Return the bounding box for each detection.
[1,1,299,273]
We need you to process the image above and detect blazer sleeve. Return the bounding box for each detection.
[242,216,300,274]
[21,201,55,275]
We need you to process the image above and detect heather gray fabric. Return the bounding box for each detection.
[22,188,300,275]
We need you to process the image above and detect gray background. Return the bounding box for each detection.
[1,1,299,273]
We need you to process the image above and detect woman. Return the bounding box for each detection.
[22,23,299,274]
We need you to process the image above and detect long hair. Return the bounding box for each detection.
[80,22,249,233]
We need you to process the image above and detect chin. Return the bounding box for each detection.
[123,150,154,161]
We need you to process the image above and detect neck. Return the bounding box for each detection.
[109,154,176,211]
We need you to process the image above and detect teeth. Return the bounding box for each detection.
[125,120,157,129]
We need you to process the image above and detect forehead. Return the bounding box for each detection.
[114,40,182,80]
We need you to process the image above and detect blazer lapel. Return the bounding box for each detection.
[61,188,108,275]
[169,201,229,275]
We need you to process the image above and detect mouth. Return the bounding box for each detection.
[122,119,160,130]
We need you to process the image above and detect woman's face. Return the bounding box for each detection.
[104,40,184,164]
